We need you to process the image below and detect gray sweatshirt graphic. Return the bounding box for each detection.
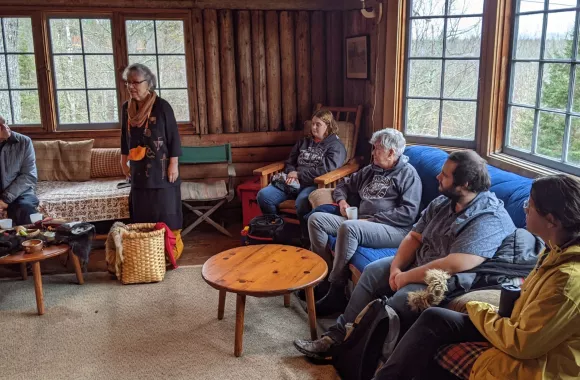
[284,134,347,187]
[333,155,422,227]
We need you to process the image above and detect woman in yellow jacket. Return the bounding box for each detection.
[375,174,580,380]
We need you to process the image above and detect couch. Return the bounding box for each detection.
[32,140,130,223]
[314,145,533,284]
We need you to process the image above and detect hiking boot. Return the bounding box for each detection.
[315,283,348,317]
[293,336,337,360]
[295,280,331,301]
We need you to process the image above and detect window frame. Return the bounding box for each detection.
[46,13,120,130]
[401,0,487,149]
[502,1,580,176]
[0,11,47,133]
[120,12,197,131]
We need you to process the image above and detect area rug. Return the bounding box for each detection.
[0,266,338,380]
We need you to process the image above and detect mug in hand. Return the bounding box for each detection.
[346,207,358,220]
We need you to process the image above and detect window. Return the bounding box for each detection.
[0,17,41,126]
[49,17,118,128]
[126,19,189,122]
[504,0,580,174]
[404,0,485,147]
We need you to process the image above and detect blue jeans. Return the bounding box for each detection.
[7,192,39,226]
[256,184,317,220]
[324,256,427,343]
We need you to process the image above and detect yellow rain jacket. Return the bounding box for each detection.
[466,241,580,380]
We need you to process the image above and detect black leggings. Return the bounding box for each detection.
[373,307,487,380]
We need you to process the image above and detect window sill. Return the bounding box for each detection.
[485,153,564,179]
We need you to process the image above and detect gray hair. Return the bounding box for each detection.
[0,115,5,124]
[369,128,406,158]
[122,63,157,90]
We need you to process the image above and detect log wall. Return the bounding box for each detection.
[191,9,344,134]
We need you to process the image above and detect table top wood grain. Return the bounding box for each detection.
[202,244,328,297]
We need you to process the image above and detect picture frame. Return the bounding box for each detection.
[346,35,370,80]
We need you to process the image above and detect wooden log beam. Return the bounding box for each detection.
[219,9,239,133]
[180,162,275,179]
[251,11,268,132]
[236,10,254,133]
[265,11,282,132]
[310,11,327,107]
[325,11,344,107]
[204,9,223,134]
[279,11,297,131]
[39,130,303,149]
[5,0,350,10]
[192,9,208,134]
[232,146,292,163]
[296,11,312,127]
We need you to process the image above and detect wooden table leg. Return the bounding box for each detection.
[218,290,226,320]
[284,294,291,307]
[305,286,317,340]
[234,294,246,357]
[20,263,28,280]
[31,261,44,316]
[70,251,84,285]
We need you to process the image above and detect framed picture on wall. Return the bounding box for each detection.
[346,35,369,80]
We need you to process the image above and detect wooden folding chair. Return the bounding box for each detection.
[179,144,236,237]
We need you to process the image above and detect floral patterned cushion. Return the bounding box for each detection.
[37,178,129,222]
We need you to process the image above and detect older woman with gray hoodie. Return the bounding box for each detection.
[308,128,422,316]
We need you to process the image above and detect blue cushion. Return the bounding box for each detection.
[328,235,397,271]
[342,146,533,275]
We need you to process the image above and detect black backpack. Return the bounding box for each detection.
[245,215,285,245]
[332,297,401,380]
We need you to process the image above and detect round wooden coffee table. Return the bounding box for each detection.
[202,244,328,357]
[0,244,83,315]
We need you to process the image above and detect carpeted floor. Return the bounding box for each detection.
[0,266,338,380]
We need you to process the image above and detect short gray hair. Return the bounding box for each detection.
[122,63,157,90]
[369,128,406,158]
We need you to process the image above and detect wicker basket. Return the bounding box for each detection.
[120,223,166,284]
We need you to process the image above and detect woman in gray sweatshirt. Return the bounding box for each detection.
[256,110,347,236]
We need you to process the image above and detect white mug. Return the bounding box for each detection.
[30,213,43,223]
[346,207,358,220]
[0,219,13,229]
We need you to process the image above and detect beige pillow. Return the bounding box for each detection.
[91,148,124,178]
[33,140,94,181]
[308,188,334,209]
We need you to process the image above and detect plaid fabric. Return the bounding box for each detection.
[435,342,491,380]
[33,140,94,181]
[91,148,125,178]
[181,181,228,201]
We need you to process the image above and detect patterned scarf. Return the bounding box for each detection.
[127,91,157,128]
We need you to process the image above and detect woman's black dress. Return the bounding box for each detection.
[120,97,183,230]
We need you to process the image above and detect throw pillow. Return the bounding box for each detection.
[33,140,94,181]
[91,148,125,178]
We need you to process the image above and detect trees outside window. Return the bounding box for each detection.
[0,17,40,126]
[49,17,118,128]
[404,0,485,147]
[505,0,580,174]
[126,19,189,122]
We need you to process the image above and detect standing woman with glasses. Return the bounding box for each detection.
[120,63,183,234]
[373,174,580,380]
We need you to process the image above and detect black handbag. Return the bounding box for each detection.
[245,215,285,244]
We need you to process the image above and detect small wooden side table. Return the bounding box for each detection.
[0,244,83,315]
[202,244,328,357]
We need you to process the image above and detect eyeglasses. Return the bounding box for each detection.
[125,80,147,87]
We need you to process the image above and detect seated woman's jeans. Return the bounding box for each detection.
[256,184,317,237]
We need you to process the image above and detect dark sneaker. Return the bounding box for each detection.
[315,284,348,317]
[293,336,337,360]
